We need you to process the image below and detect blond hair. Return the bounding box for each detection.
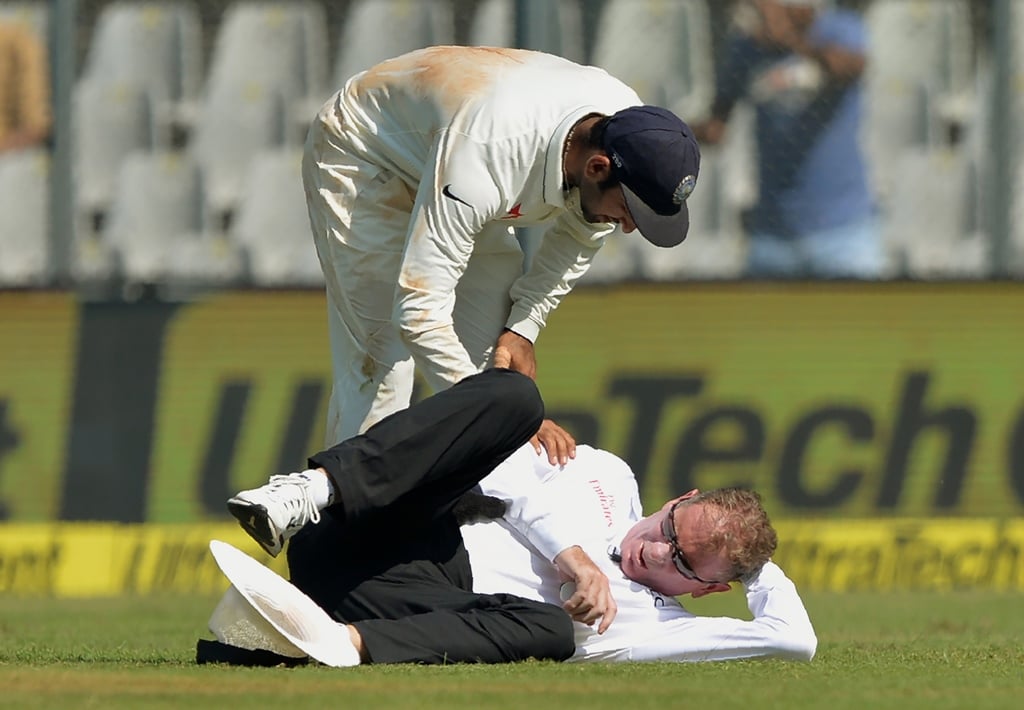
[688,488,777,581]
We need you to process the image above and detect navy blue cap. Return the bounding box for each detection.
[603,106,700,247]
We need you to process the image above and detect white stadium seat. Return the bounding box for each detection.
[189,82,287,225]
[467,0,584,64]
[103,150,242,285]
[880,146,988,279]
[863,0,975,197]
[333,0,454,86]
[73,78,153,229]
[590,0,714,122]
[82,1,203,113]
[230,149,322,286]
[104,150,201,282]
[191,2,329,220]
[205,2,326,105]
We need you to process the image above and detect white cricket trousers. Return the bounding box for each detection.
[302,118,525,447]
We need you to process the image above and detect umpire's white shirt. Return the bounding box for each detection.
[313,47,641,384]
[462,445,818,662]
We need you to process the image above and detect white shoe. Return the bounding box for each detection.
[227,474,322,557]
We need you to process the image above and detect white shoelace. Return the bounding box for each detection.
[266,474,322,527]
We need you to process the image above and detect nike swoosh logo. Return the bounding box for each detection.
[442,183,473,208]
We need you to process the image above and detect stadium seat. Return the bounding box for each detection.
[189,81,287,227]
[80,1,203,142]
[864,0,975,196]
[104,150,200,283]
[73,78,153,231]
[205,1,327,106]
[104,150,243,285]
[229,149,322,287]
[590,0,714,121]
[0,149,50,286]
[332,0,455,86]
[467,0,584,63]
[191,2,328,220]
[880,146,989,279]
[865,0,974,97]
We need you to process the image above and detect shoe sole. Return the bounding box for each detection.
[227,498,283,557]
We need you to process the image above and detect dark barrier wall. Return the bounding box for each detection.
[2,284,1023,523]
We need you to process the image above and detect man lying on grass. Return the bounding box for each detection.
[204,369,816,666]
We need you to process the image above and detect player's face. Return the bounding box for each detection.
[577,175,638,233]
[617,497,733,597]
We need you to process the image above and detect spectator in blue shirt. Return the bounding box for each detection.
[694,0,883,279]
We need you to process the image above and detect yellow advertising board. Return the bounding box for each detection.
[535,283,1024,518]
[0,292,77,520]
[2,520,1022,597]
[1,284,1022,523]
[0,523,285,597]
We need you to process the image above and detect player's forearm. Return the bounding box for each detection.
[400,321,479,391]
[741,561,818,660]
[506,220,603,338]
[588,570,817,664]
[606,562,817,663]
[394,255,479,388]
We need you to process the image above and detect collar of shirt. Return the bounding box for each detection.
[542,105,604,209]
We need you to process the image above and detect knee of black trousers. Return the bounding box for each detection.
[512,598,576,662]
[473,369,544,428]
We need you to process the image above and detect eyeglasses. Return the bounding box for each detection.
[661,500,721,585]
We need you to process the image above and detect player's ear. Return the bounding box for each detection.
[584,153,612,181]
[662,489,699,511]
[690,582,731,598]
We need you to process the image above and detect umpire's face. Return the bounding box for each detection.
[616,496,734,598]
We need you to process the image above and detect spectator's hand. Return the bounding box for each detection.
[555,546,617,634]
[752,0,802,50]
[532,419,576,466]
[493,329,536,379]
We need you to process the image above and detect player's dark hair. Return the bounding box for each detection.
[585,115,621,191]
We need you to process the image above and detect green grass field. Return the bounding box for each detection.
[1,590,1021,710]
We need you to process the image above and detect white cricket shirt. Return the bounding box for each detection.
[463,445,818,662]
[313,47,642,384]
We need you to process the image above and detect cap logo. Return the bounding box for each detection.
[673,175,697,205]
[610,151,624,169]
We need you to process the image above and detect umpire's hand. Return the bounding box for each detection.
[555,545,617,634]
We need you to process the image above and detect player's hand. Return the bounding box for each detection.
[493,329,537,379]
[532,419,576,466]
[555,546,617,634]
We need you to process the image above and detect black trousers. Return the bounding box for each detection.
[287,368,575,665]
